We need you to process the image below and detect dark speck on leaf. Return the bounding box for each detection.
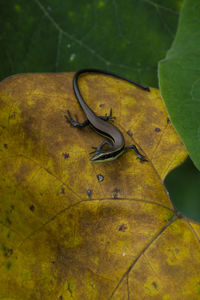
[10,205,15,212]
[127,130,133,137]
[152,282,158,289]
[5,248,13,257]
[6,217,11,225]
[155,127,161,132]
[99,104,104,108]
[29,204,35,212]
[62,152,69,159]
[4,144,8,149]
[87,189,92,198]
[6,261,12,270]
[167,117,171,124]
[61,186,65,194]
[97,174,104,182]
[113,188,120,199]
[9,111,16,119]
[118,224,127,232]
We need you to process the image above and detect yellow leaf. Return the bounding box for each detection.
[0,73,199,300]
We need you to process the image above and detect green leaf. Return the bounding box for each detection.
[159,0,200,170]
[0,0,181,87]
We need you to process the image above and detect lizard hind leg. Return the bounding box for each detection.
[90,140,113,154]
[124,145,148,162]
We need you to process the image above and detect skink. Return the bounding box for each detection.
[65,69,149,162]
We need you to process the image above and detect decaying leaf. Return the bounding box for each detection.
[0,72,199,299]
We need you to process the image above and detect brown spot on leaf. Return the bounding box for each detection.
[6,217,11,225]
[61,186,65,194]
[127,130,133,137]
[152,281,158,289]
[62,152,69,159]
[10,205,15,212]
[155,127,161,132]
[8,111,16,119]
[3,246,13,258]
[118,224,127,232]
[29,205,35,212]
[113,188,120,199]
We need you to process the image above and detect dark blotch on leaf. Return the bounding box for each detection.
[9,111,16,119]
[113,188,120,198]
[29,204,35,212]
[152,281,158,289]
[10,205,15,212]
[127,130,133,137]
[155,127,161,132]
[87,189,92,198]
[1,245,13,257]
[118,224,127,232]
[5,248,13,257]
[6,217,11,225]
[167,117,171,124]
[61,186,65,194]
[6,261,12,270]
[97,174,104,182]
[4,144,8,149]
[62,152,69,159]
